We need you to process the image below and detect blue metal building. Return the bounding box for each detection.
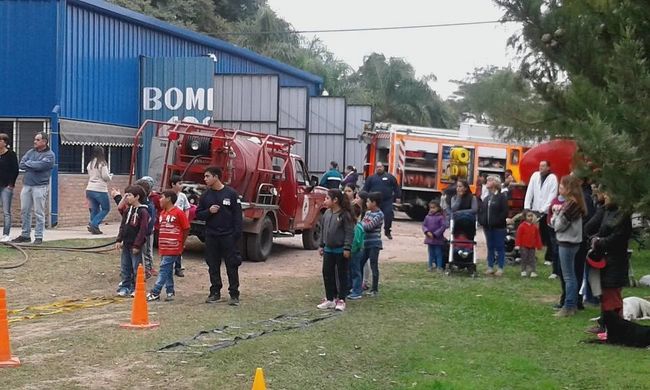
[0,0,323,226]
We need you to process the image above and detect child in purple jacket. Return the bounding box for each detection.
[423,200,447,272]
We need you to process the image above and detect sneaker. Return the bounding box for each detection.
[317,299,336,310]
[548,273,558,279]
[544,261,552,266]
[11,236,31,243]
[520,271,528,277]
[90,226,103,235]
[0,235,11,242]
[385,232,393,240]
[165,292,175,301]
[495,269,504,277]
[130,291,136,298]
[554,308,577,317]
[347,293,362,300]
[364,290,378,297]
[335,299,346,311]
[117,288,129,297]
[32,238,43,245]
[585,325,606,334]
[228,297,240,306]
[205,294,221,304]
[175,269,185,277]
[146,292,160,301]
[427,267,434,272]
[485,267,495,275]
[530,272,538,278]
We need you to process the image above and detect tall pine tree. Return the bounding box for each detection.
[495,0,650,214]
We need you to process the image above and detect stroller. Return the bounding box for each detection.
[445,212,478,277]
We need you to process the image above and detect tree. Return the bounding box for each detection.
[350,53,456,128]
[449,66,547,140]
[494,0,650,213]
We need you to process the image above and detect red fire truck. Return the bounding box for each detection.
[130,120,327,262]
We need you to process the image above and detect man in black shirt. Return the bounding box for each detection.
[362,162,401,239]
[196,166,243,306]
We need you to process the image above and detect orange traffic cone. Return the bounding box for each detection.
[0,288,21,368]
[120,264,159,329]
[251,367,267,390]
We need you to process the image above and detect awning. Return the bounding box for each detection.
[59,119,138,147]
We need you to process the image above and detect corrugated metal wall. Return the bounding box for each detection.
[278,87,308,158]
[60,1,319,127]
[307,97,346,175]
[213,74,279,135]
[0,0,58,117]
[345,105,372,172]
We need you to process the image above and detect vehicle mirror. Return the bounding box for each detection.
[310,175,319,187]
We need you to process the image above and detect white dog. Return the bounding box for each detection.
[623,297,650,321]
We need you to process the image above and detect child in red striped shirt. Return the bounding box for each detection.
[147,190,190,302]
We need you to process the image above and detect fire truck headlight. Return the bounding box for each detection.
[190,140,200,151]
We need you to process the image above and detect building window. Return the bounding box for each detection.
[109,146,132,175]
[59,145,86,173]
[58,144,133,174]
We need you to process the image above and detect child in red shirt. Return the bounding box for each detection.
[147,190,190,301]
[515,211,543,278]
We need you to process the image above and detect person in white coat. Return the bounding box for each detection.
[524,160,558,268]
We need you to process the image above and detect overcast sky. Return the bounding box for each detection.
[267,0,521,98]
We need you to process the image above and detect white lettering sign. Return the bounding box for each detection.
[142,87,214,112]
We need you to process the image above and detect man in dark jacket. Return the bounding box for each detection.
[478,175,509,276]
[585,192,632,320]
[196,166,243,306]
[363,162,401,239]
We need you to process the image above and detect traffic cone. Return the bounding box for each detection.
[251,367,267,390]
[0,288,21,368]
[120,264,159,329]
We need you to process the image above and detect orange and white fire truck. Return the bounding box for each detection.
[361,122,530,220]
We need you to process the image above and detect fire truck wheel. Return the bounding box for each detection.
[246,216,274,262]
[405,206,428,222]
[302,213,322,250]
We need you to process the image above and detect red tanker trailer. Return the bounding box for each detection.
[520,139,577,184]
[507,139,577,216]
[131,120,327,262]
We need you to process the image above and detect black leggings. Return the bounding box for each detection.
[322,252,349,301]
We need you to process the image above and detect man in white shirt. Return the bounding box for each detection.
[524,160,558,267]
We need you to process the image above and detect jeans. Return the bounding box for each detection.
[0,186,13,235]
[428,244,444,269]
[119,244,143,293]
[151,255,179,295]
[558,244,580,309]
[143,234,154,272]
[20,184,48,239]
[322,252,349,301]
[381,201,394,234]
[349,250,364,296]
[205,233,241,298]
[86,190,110,229]
[484,228,506,269]
[360,246,380,292]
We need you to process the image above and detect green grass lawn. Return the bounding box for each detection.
[3,247,650,389]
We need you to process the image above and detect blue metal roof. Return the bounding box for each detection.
[69,0,323,85]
